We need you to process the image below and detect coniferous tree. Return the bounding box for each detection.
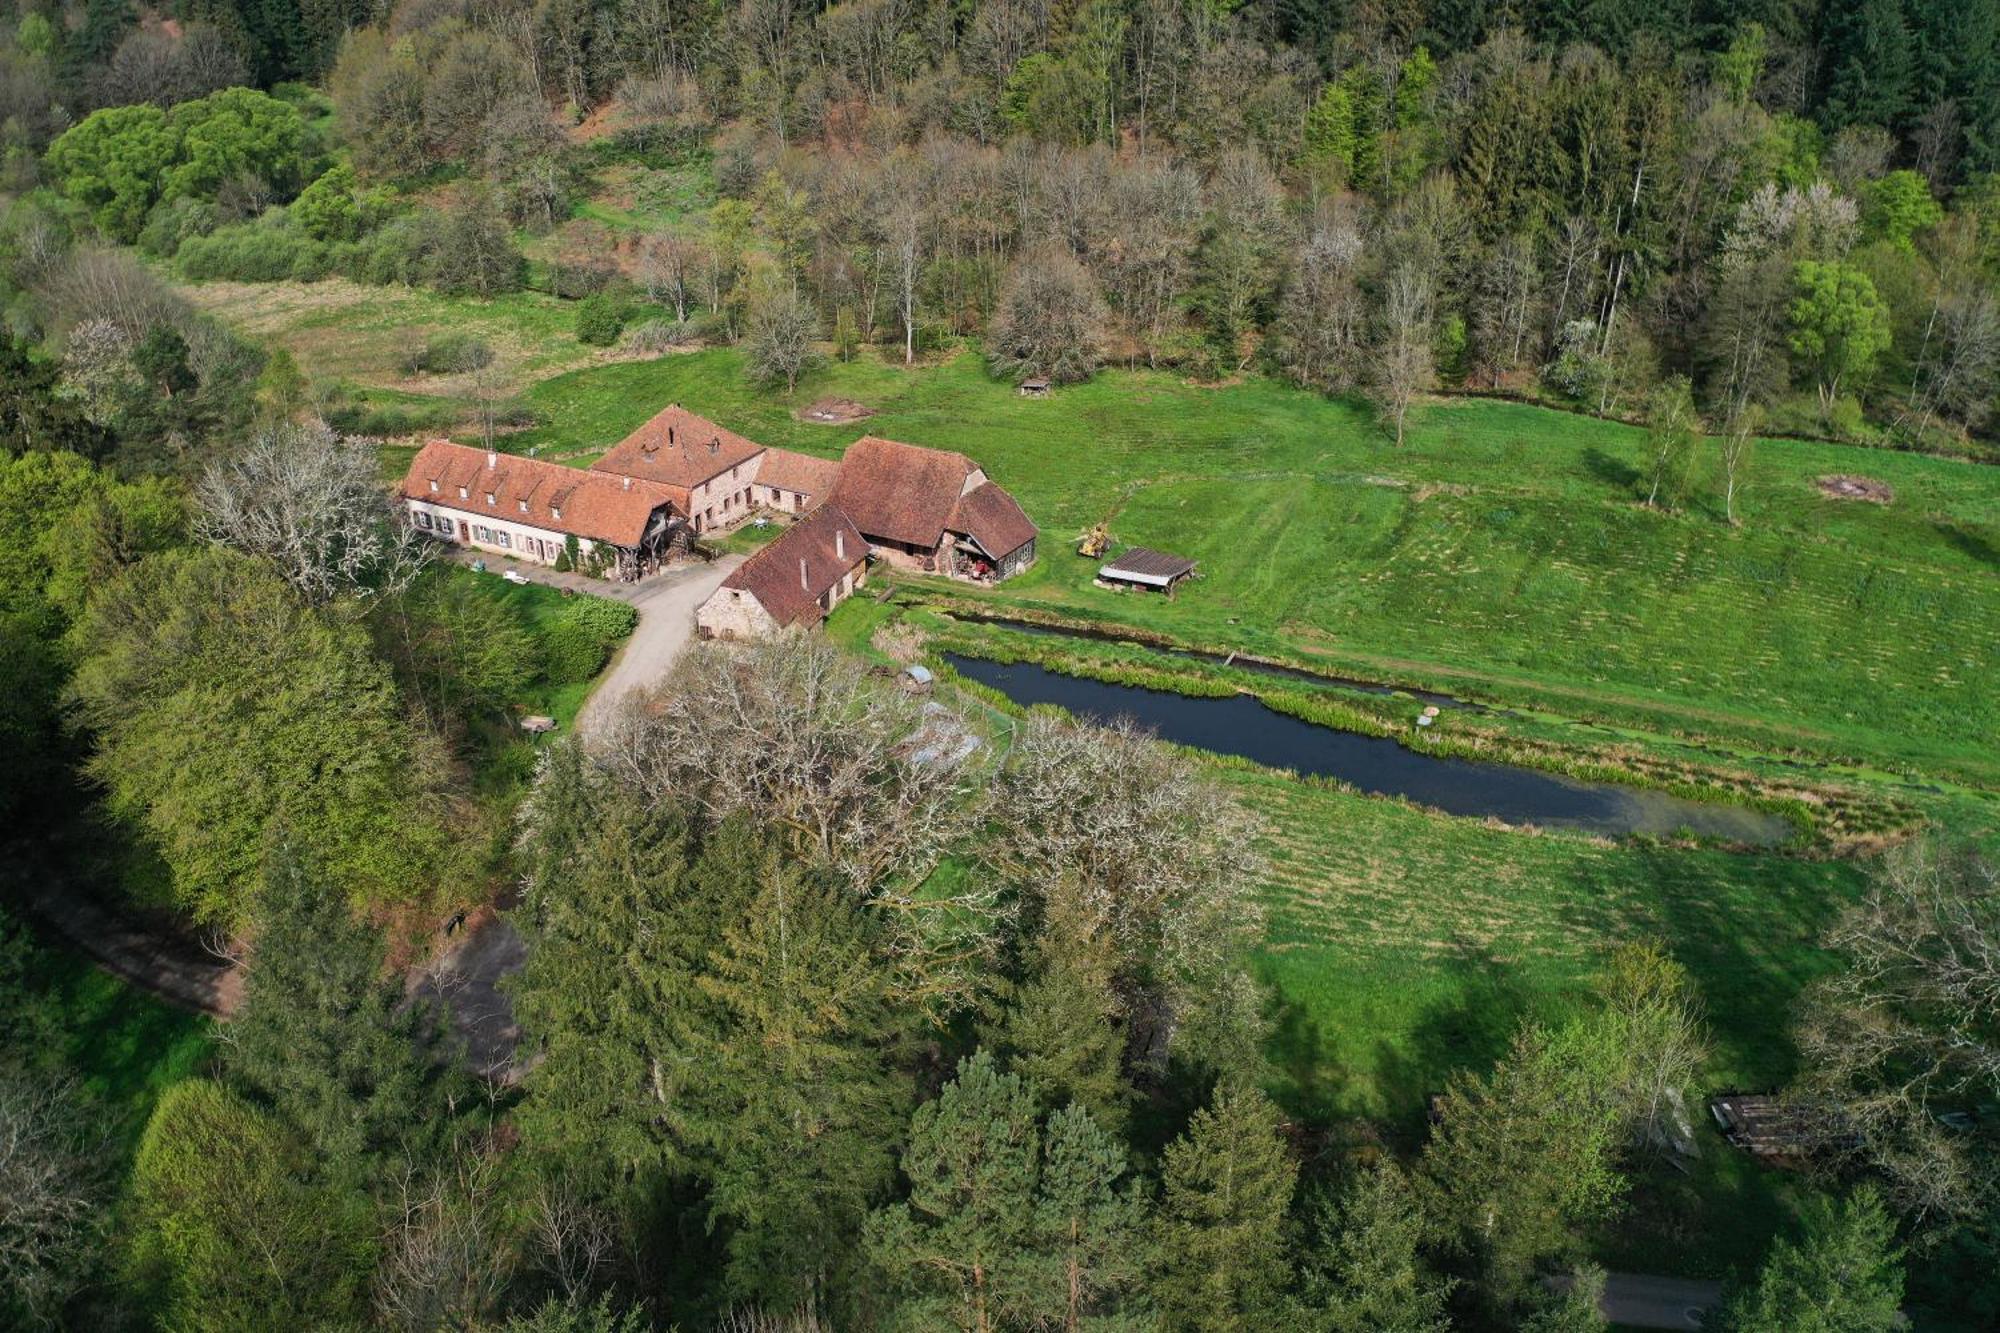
[1151,1080,1298,1331]
[1291,1164,1454,1333]
[225,847,469,1171]
[1715,1187,1905,1332]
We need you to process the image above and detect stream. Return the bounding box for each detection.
[946,654,1795,845]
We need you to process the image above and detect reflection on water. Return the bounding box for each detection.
[948,655,1792,845]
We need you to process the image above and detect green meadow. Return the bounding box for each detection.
[506,348,2000,785]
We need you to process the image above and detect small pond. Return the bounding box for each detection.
[946,654,1794,846]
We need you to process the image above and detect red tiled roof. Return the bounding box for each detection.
[590,404,766,495]
[757,447,841,502]
[401,440,677,547]
[950,481,1037,560]
[720,504,867,628]
[826,435,983,549]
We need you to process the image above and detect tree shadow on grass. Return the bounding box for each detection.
[1582,445,1642,495]
[1935,520,1999,568]
[1366,937,1534,1147]
[1262,984,1351,1126]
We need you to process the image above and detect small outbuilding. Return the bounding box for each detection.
[1018,377,1051,397]
[695,504,867,640]
[1098,546,1198,595]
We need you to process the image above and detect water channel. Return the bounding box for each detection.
[945,654,1795,846]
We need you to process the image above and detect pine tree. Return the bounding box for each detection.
[1027,1103,1147,1328]
[990,890,1132,1134]
[689,828,913,1307]
[1152,1081,1298,1331]
[867,1054,1145,1331]
[225,847,468,1171]
[1716,1187,1905,1332]
[866,1051,1043,1332]
[1292,1164,1454,1332]
[1819,0,1917,134]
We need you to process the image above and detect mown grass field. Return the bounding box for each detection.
[505,348,2000,785]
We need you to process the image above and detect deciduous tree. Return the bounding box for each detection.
[988,249,1109,385]
[196,419,429,605]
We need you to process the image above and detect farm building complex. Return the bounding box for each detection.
[398,407,1037,589]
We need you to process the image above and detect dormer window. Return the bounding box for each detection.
[518,500,528,513]
[428,480,438,493]
[551,506,561,520]
[485,492,496,506]
[458,486,468,499]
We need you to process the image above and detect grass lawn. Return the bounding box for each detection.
[501,348,2000,786]
[175,277,649,400]
[21,943,213,1158]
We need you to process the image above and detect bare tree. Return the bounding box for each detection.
[0,1070,108,1325]
[195,420,430,605]
[1903,281,2000,438]
[529,1178,618,1301]
[887,201,923,365]
[989,713,1265,1068]
[1793,840,2000,1227]
[590,636,996,1008]
[1717,404,1760,526]
[987,249,1109,384]
[1372,263,1435,447]
[1276,214,1369,394]
[744,286,823,394]
[640,231,701,321]
[374,1145,517,1331]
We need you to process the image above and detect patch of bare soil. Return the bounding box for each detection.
[798,396,875,424]
[1816,474,1894,504]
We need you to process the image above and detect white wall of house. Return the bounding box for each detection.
[756,484,812,512]
[405,498,597,565]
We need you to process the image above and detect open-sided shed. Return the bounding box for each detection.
[1099,546,1198,594]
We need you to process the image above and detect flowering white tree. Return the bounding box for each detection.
[195,420,428,604]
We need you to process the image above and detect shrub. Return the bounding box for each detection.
[400,332,494,376]
[575,293,626,346]
[138,197,218,258]
[541,596,637,683]
[626,317,698,354]
[175,221,327,283]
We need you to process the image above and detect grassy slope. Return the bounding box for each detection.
[507,349,2000,785]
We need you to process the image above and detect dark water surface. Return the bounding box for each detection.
[947,654,1793,845]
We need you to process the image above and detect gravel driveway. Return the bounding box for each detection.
[574,554,743,734]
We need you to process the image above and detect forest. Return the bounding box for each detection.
[3,0,2000,1329]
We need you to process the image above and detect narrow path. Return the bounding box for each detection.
[1550,1272,1724,1331]
[5,864,240,1018]
[572,555,743,734]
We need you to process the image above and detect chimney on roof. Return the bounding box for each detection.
[835,529,845,561]
[623,475,632,491]
[486,449,497,469]
[800,558,809,591]
[665,424,673,449]
[709,436,719,455]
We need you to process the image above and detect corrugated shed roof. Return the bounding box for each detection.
[719,504,867,628]
[590,403,766,493]
[950,481,1037,559]
[1100,547,1197,583]
[402,440,678,547]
